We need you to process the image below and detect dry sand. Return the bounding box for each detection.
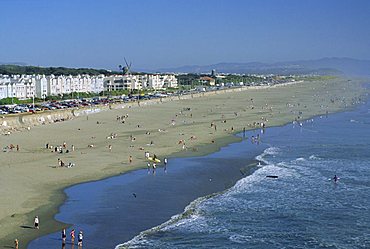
[0,78,366,248]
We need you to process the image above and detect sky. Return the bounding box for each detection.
[1,0,370,70]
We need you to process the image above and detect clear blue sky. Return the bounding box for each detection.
[1,0,370,70]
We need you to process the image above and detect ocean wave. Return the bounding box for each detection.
[255,146,280,164]
[116,193,220,249]
[119,148,284,248]
[119,147,306,249]
[294,157,306,162]
[309,155,321,160]
[264,147,281,155]
[229,234,253,244]
[230,161,300,196]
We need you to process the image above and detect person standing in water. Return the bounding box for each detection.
[61,228,67,243]
[70,229,75,242]
[164,158,168,172]
[147,162,151,174]
[333,175,339,183]
[152,163,156,174]
[78,231,83,247]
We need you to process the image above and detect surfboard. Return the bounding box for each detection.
[328,178,340,182]
[148,157,161,163]
[266,175,278,179]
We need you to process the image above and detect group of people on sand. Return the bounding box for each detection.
[144,151,168,174]
[106,132,118,139]
[2,144,19,152]
[46,142,75,154]
[116,114,129,123]
[58,158,75,168]
[45,142,76,168]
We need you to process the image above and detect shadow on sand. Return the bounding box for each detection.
[20,225,34,229]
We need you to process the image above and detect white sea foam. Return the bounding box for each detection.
[293,157,306,162]
[264,146,280,155]
[116,194,214,248]
[229,234,252,243]
[255,146,280,164]
[309,154,320,160]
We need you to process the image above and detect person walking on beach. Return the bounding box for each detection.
[61,228,67,243]
[129,155,133,164]
[78,231,83,247]
[34,216,39,229]
[70,229,75,242]
[14,239,19,249]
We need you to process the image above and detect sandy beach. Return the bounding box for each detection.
[0,78,366,248]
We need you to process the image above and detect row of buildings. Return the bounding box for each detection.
[0,74,178,100]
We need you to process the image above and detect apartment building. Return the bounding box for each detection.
[104,74,178,92]
[0,73,177,100]
[0,75,35,100]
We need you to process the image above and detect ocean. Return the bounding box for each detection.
[120,99,370,248]
[29,97,370,249]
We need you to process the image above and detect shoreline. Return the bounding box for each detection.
[29,94,370,249]
[29,131,267,248]
[0,78,367,248]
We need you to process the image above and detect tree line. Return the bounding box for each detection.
[0,65,117,76]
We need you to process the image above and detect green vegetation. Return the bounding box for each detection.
[177,74,201,86]
[0,97,44,105]
[217,75,265,84]
[44,92,101,101]
[0,97,21,105]
[0,64,116,76]
[176,73,337,87]
[177,73,266,86]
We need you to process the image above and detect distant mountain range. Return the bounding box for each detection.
[2,57,369,76]
[152,57,370,76]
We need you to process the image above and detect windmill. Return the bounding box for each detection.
[118,58,132,76]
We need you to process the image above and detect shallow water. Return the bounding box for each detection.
[120,100,370,248]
